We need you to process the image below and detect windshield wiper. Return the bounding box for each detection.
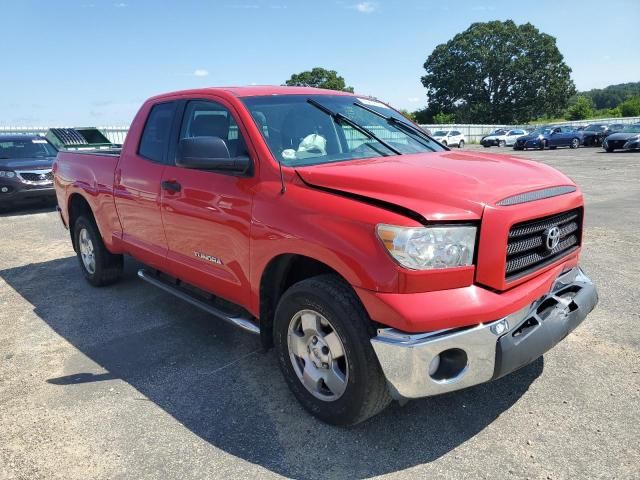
[306,99,402,155]
[353,101,437,150]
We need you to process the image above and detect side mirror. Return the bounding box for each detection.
[176,136,250,174]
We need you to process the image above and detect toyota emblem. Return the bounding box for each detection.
[544,226,561,251]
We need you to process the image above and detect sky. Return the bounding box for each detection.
[1,0,638,126]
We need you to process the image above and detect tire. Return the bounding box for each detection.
[605,147,614,153]
[483,144,490,148]
[458,140,464,148]
[550,146,557,150]
[274,275,392,426]
[73,214,123,287]
[570,138,580,149]
[539,140,547,150]
[441,141,447,147]
[498,140,506,147]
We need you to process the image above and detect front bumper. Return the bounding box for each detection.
[371,267,598,400]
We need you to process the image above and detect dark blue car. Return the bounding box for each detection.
[513,126,583,150]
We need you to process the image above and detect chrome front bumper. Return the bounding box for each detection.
[371,267,598,400]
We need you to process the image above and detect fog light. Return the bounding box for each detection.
[490,319,509,336]
[428,354,441,376]
[1,187,8,193]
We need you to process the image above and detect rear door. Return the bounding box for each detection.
[114,101,177,269]
[159,98,256,306]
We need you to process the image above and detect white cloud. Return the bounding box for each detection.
[114,2,128,7]
[354,2,377,13]
[193,69,209,77]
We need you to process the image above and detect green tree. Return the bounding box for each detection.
[284,67,354,92]
[566,96,594,120]
[421,20,576,123]
[619,97,640,117]
[433,112,456,124]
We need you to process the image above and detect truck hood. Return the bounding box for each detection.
[0,157,55,170]
[295,151,575,221]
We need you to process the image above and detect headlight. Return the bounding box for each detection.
[376,224,476,270]
[0,170,16,178]
[626,135,640,142]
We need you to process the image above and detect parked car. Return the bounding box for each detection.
[0,135,57,209]
[602,124,640,152]
[513,126,583,150]
[481,128,528,147]
[431,129,465,148]
[54,86,598,425]
[581,124,613,147]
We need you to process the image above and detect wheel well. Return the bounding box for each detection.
[259,254,346,350]
[68,193,93,251]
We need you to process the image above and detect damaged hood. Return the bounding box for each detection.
[295,151,575,221]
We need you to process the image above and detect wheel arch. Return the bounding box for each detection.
[68,193,94,252]
[258,253,364,350]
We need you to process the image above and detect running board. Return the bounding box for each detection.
[137,269,260,335]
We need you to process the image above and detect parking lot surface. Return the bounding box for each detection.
[1,145,638,479]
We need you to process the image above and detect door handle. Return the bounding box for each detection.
[161,180,181,192]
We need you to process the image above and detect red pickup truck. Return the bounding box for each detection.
[54,86,598,425]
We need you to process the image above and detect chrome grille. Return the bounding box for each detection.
[506,208,582,280]
[16,170,53,185]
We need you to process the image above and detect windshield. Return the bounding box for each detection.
[241,95,445,166]
[585,124,605,132]
[0,138,57,159]
[531,127,552,135]
[491,129,507,135]
[622,124,640,133]
[432,130,448,136]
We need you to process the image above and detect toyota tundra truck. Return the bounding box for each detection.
[53,86,598,425]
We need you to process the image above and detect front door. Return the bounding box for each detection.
[114,101,177,269]
[160,98,256,306]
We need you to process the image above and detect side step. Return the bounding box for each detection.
[137,269,260,335]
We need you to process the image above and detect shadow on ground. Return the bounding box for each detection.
[0,199,57,217]
[1,257,542,478]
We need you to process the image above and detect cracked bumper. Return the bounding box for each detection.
[371,267,598,400]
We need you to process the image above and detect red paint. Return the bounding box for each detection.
[54,86,587,333]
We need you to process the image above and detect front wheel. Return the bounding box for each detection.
[458,140,464,148]
[570,138,580,149]
[274,275,391,426]
[539,140,547,150]
[73,215,123,287]
[498,140,506,147]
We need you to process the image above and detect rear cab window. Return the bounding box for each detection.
[138,102,177,163]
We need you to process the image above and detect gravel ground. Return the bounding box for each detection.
[1,145,638,480]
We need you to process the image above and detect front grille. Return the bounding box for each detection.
[608,140,626,149]
[17,171,53,184]
[506,208,582,280]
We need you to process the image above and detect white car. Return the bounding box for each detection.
[481,128,528,147]
[431,129,465,148]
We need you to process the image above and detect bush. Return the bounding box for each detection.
[619,97,640,117]
[433,112,456,124]
[565,96,594,120]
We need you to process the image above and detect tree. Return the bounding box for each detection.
[433,112,456,124]
[619,97,640,117]
[285,67,354,92]
[421,21,576,123]
[566,96,594,120]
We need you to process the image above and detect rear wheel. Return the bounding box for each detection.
[274,275,391,426]
[539,140,547,150]
[498,140,506,147]
[458,140,464,148]
[570,138,580,149]
[73,215,123,287]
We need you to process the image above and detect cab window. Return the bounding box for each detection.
[178,100,248,159]
[138,102,176,163]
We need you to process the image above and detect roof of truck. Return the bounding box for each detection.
[148,85,356,102]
